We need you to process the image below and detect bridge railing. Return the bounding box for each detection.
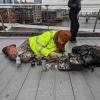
[0,4,100,32]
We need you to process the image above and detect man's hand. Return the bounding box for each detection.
[49,52,59,58]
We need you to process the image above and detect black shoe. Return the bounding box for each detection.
[70,40,77,43]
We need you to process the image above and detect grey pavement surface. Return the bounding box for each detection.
[0,37,100,100]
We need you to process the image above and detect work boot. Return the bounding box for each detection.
[70,38,77,43]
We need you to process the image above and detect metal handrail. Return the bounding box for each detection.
[93,10,100,32]
[0,3,100,6]
[0,15,5,31]
[0,4,100,32]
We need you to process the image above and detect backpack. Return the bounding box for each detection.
[90,46,100,66]
[72,44,100,67]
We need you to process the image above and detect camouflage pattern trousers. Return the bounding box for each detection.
[17,39,34,63]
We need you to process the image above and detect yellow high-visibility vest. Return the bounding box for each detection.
[29,30,67,57]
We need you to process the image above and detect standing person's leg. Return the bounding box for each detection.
[69,9,77,41]
[72,13,79,41]
[74,9,80,40]
[69,9,80,42]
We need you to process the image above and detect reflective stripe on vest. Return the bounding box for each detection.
[36,31,53,55]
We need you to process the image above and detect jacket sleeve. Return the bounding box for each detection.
[68,0,78,8]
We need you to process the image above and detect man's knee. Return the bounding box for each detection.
[20,51,33,63]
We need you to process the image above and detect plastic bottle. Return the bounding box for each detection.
[41,58,47,71]
[16,55,21,67]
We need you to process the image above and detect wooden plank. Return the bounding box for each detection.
[16,65,42,100]
[35,70,56,100]
[0,63,31,100]
[82,70,100,100]
[68,39,83,53]
[69,71,94,100]
[56,71,74,100]
[0,54,11,75]
[0,37,100,100]
[91,39,100,46]
[0,60,17,94]
[0,39,24,74]
[0,38,30,100]
[0,40,10,74]
[0,38,32,100]
[0,39,19,88]
[94,67,100,79]
[68,38,100,100]
[0,38,24,48]
[77,37,89,44]
[78,37,100,46]
[0,40,9,45]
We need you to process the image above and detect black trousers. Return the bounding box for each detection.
[69,8,80,41]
